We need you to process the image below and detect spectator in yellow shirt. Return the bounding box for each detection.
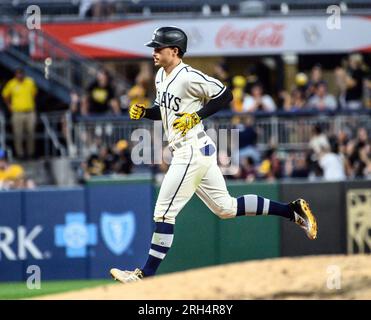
[0,148,35,189]
[2,68,37,159]
[127,83,150,108]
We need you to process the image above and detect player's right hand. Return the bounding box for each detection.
[129,104,146,120]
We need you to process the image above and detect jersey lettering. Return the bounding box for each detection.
[173,97,181,112]
[160,92,181,112]
[155,62,224,143]
[167,93,174,108]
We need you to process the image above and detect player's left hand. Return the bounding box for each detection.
[173,112,201,136]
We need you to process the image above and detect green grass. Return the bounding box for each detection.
[0,279,113,300]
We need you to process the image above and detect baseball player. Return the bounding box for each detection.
[110,27,318,283]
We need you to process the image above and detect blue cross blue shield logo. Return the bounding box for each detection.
[55,212,97,258]
[100,212,136,255]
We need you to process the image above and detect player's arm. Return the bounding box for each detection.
[173,72,233,135]
[195,87,233,120]
[144,104,161,120]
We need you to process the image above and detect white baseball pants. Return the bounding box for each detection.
[154,134,237,224]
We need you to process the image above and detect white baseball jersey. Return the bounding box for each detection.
[153,61,238,225]
[154,61,226,145]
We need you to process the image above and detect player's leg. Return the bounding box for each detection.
[196,163,317,240]
[141,147,209,277]
[196,163,292,219]
[111,145,208,283]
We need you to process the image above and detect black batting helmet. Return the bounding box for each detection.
[145,26,188,54]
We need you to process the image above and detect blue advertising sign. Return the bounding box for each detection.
[55,212,97,258]
[87,183,153,278]
[24,188,89,280]
[0,182,154,281]
[0,191,24,281]
[100,211,136,256]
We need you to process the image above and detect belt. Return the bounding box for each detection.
[169,131,206,152]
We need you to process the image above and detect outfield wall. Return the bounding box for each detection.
[156,182,281,275]
[0,183,153,281]
[0,180,369,281]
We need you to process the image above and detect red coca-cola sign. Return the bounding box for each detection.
[215,23,285,49]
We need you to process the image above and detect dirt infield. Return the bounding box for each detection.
[37,255,371,300]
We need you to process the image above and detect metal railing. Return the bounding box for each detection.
[0,23,129,96]
[67,110,371,158]
[29,110,371,159]
[70,115,155,158]
[199,112,371,150]
[0,113,5,150]
[40,112,67,157]
[0,111,68,158]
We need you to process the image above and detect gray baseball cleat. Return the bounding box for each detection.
[110,268,144,284]
[289,198,318,240]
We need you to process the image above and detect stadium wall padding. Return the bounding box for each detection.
[0,191,24,281]
[156,182,281,274]
[280,181,347,256]
[23,188,88,280]
[0,183,153,281]
[0,180,369,281]
[280,179,371,256]
[86,183,153,278]
[343,180,371,254]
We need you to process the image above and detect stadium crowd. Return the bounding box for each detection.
[229,53,371,113]
[77,138,133,183]
[1,51,371,185]
[226,122,371,182]
[65,52,371,117]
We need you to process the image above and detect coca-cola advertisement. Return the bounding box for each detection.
[32,16,371,58]
[215,23,285,49]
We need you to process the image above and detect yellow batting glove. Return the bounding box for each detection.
[129,104,146,120]
[173,112,201,136]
